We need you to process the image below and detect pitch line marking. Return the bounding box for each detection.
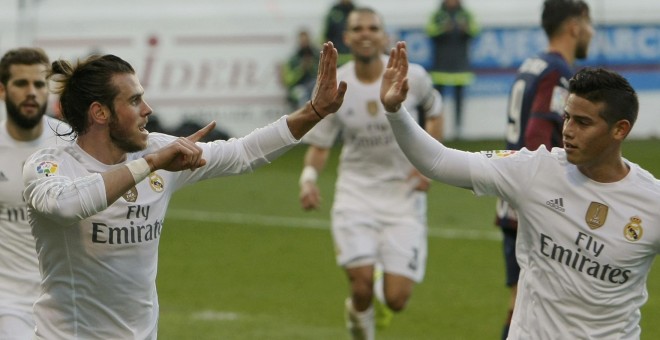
[167,209,501,241]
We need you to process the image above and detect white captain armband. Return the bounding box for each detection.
[299,165,318,186]
[126,158,151,184]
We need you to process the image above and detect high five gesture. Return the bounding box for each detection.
[381,41,410,112]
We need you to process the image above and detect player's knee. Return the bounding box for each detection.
[351,279,374,298]
[385,292,410,312]
[348,271,374,296]
[350,283,374,311]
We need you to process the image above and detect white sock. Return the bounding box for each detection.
[345,297,375,340]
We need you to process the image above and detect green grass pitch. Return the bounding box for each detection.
[156,139,660,339]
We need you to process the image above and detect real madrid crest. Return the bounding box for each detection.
[366,100,379,116]
[149,172,164,193]
[585,202,608,230]
[623,216,643,242]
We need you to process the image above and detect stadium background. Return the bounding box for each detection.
[2,0,659,140]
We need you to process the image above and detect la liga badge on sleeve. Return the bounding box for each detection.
[36,161,59,177]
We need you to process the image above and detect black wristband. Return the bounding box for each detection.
[309,101,323,120]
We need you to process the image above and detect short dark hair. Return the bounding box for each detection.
[0,47,50,86]
[568,67,638,128]
[48,54,135,136]
[345,7,383,30]
[542,0,590,38]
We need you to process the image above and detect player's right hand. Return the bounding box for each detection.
[381,41,410,113]
[309,41,347,118]
[146,121,216,172]
[299,182,322,210]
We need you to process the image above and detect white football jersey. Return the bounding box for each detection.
[0,116,70,316]
[303,56,442,217]
[22,116,297,339]
[386,106,660,339]
[470,147,660,339]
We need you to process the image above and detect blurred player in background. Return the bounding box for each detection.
[0,47,70,339]
[298,8,442,340]
[495,1,593,338]
[322,0,356,66]
[282,29,320,110]
[22,42,346,339]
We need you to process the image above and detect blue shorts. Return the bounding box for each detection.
[502,228,520,287]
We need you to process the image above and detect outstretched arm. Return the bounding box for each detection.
[286,42,347,139]
[382,42,473,189]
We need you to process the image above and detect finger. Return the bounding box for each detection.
[177,138,205,169]
[387,48,396,69]
[392,42,401,69]
[195,158,208,169]
[328,42,339,73]
[398,45,405,66]
[327,43,338,80]
[392,42,402,66]
[400,44,409,74]
[176,139,198,166]
[187,121,217,142]
[317,43,326,78]
[328,44,338,82]
[310,45,327,100]
[311,44,327,104]
[401,78,409,94]
[398,41,407,52]
[336,81,348,101]
[190,142,206,168]
[320,42,332,78]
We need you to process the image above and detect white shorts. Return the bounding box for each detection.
[0,312,35,340]
[331,206,427,283]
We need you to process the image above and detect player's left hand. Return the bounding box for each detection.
[408,168,431,192]
[381,41,409,113]
[299,181,322,210]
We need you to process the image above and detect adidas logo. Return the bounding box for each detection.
[546,198,565,212]
[0,171,8,182]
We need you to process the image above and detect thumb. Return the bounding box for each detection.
[337,81,348,99]
[334,81,348,106]
[187,121,217,142]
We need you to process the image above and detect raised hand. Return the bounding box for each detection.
[380,41,410,112]
[309,42,348,117]
[146,121,217,172]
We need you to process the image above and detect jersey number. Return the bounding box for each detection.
[506,79,526,144]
